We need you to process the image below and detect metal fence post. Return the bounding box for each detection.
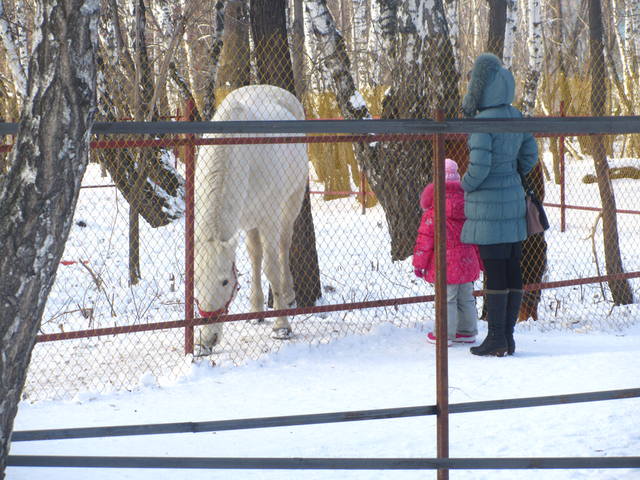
[434,109,449,480]
[184,99,196,355]
[360,171,367,215]
[560,100,566,232]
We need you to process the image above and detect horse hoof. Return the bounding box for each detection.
[197,326,221,348]
[271,328,292,340]
[193,344,214,357]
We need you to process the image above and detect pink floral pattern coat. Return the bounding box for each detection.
[412,181,483,284]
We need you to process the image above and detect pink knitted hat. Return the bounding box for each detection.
[445,158,460,182]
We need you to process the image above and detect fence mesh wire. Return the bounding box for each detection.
[0,2,638,401]
[20,126,640,402]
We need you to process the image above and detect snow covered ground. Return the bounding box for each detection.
[24,148,640,401]
[9,321,640,480]
[9,146,640,478]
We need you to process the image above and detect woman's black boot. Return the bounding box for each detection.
[505,289,524,355]
[471,290,509,357]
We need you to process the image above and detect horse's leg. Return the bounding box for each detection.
[261,235,291,339]
[278,194,300,310]
[245,228,265,322]
[270,187,305,338]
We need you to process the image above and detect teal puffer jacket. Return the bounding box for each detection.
[460,53,538,245]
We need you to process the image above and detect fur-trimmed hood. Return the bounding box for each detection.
[462,53,515,117]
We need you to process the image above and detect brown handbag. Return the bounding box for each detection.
[521,173,549,236]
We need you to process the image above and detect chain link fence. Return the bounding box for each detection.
[16,119,638,402]
[0,1,639,401]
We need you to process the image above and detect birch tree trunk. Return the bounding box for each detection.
[601,0,631,122]
[588,0,633,305]
[305,0,370,116]
[611,0,631,96]
[630,0,640,82]
[0,0,28,171]
[521,0,542,116]
[303,0,326,91]
[366,0,383,86]
[0,1,99,475]
[378,0,399,57]
[352,0,369,88]
[0,0,27,96]
[201,0,227,121]
[547,0,567,183]
[290,0,306,98]
[443,0,460,69]
[166,1,199,111]
[614,0,639,115]
[382,0,460,258]
[472,0,481,52]
[375,0,400,86]
[182,0,199,92]
[502,0,518,68]
[603,32,633,115]
[306,0,459,259]
[628,0,640,123]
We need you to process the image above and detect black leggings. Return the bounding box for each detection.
[480,243,523,291]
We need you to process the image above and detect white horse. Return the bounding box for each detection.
[194,85,309,352]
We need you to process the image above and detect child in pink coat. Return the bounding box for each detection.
[413,158,483,345]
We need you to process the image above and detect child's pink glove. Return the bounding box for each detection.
[414,268,426,278]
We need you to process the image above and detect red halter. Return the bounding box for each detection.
[196,263,239,319]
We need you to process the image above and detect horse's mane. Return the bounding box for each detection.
[200,107,243,245]
[198,144,231,245]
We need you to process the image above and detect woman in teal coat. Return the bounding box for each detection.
[460,53,538,356]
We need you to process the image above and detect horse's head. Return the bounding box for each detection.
[194,237,239,317]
